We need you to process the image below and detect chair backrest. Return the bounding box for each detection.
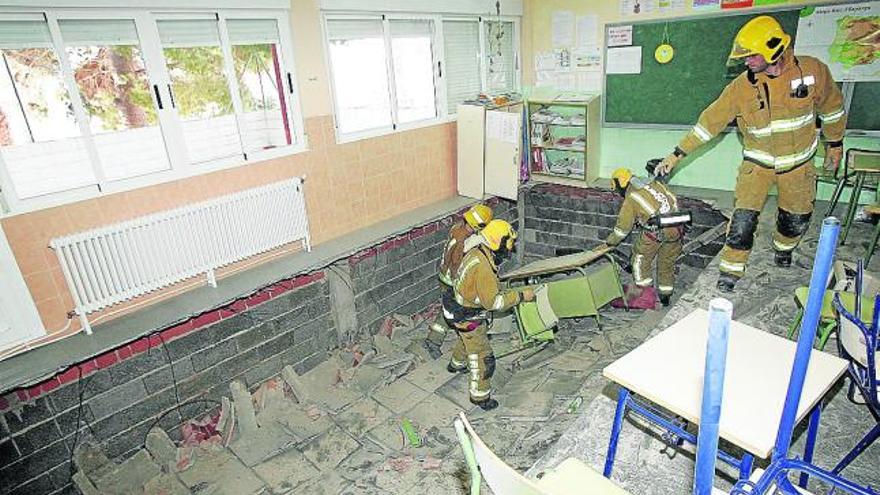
[847,148,880,174]
[454,412,549,495]
[833,262,879,408]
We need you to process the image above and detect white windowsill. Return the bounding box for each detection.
[334,114,458,145]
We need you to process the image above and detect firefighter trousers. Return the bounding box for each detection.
[450,323,494,403]
[632,231,682,295]
[719,161,816,278]
[425,283,452,347]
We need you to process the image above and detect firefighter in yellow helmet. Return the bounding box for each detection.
[604,168,685,307]
[423,204,493,359]
[654,15,846,292]
[443,219,534,410]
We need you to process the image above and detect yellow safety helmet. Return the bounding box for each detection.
[611,168,634,190]
[729,15,791,64]
[480,219,516,252]
[464,203,493,230]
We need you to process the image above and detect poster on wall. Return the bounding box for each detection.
[606,46,643,74]
[620,0,657,16]
[576,14,599,48]
[753,0,788,5]
[692,0,721,9]
[608,25,634,46]
[721,0,753,9]
[795,2,880,81]
[552,10,575,47]
[659,0,687,12]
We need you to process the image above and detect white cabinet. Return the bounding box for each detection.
[456,102,522,201]
[0,226,45,352]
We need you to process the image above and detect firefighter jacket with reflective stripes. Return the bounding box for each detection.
[678,50,846,172]
[453,247,521,312]
[439,221,476,287]
[606,178,681,246]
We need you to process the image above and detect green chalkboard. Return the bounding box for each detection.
[848,82,880,131]
[604,9,802,126]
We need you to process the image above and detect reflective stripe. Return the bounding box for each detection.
[773,239,798,251]
[719,260,746,273]
[451,357,466,367]
[613,227,628,238]
[635,278,654,287]
[658,285,674,293]
[745,112,814,137]
[819,108,845,123]
[454,257,481,296]
[439,272,453,286]
[742,135,819,170]
[630,191,657,216]
[443,307,455,319]
[491,293,507,310]
[633,254,653,286]
[692,124,712,142]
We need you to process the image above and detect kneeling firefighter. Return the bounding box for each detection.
[444,219,535,411]
[604,167,690,307]
[423,204,493,359]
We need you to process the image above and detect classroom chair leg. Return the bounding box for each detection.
[787,309,804,340]
[816,321,837,351]
[798,405,822,488]
[866,220,880,266]
[841,173,866,246]
[604,387,630,478]
[831,423,880,476]
[738,454,754,481]
[825,173,849,218]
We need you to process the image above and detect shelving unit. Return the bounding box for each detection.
[527,95,600,187]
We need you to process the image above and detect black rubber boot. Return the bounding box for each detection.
[716,273,738,293]
[775,250,792,267]
[470,397,499,411]
[659,293,671,307]
[447,362,467,374]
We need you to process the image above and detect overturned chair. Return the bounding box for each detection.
[500,246,626,353]
[453,411,632,495]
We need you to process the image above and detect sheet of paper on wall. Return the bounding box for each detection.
[658,0,686,11]
[794,1,880,82]
[606,46,642,74]
[486,110,520,145]
[576,14,599,48]
[692,0,721,8]
[535,51,558,72]
[607,25,633,47]
[573,46,602,71]
[552,10,575,48]
[555,48,572,70]
[620,0,656,16]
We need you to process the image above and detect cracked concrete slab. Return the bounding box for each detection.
[372,378,432,414]
[252,449,319,494]
[92,450,161,495]
[336,398,394,438]
[176,447,266,495]
[302,425,361,471]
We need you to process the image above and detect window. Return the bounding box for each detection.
[442,19,480,114]
[326,18,392,135]
[0,9,304,214]
[59,19,170,181]
[324,13,520,141]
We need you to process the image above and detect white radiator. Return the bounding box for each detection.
[50,177,311,334]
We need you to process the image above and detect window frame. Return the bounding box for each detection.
[0,7,306,216]
[322,11,521,144]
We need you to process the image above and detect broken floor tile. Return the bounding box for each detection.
[302,425,361,471]
[229,421,298,467]
[337,447,389,483]
[291,471,351,495]
[92,450,161,495]
[177,446,266,495]
[143,473,190,495]
[252,448,319,494]
[372,378,431,414]
[404,357,458,394]
[336,398,394,438]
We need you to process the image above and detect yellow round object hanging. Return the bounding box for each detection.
[655,43,674,64]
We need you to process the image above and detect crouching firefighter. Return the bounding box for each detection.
[604,168,690,307]
[423,204,493,359]
[443,220,535,411]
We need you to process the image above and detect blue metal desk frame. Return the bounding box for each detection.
[603,387,823,483]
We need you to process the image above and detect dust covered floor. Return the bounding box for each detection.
[71,206,879,494]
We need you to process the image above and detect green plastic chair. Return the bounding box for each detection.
[787,288,875,350]
[865,204,880,266]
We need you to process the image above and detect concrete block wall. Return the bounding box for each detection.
[522,183,727,269]
[348,199,516,336]
[0,272,333,495]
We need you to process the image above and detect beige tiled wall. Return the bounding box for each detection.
[1,115,457,334]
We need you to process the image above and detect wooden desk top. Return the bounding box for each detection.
[500,246,613,281]
[603,309,848,459]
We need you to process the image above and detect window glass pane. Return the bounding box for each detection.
[442,20,480,114]
[158,19,242,164]
[228,19,292,152]
[389,20,436,124]
[0,21,95,199]
[61,19,170,181]
[326,18,391,135]
[484,20,516,93]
